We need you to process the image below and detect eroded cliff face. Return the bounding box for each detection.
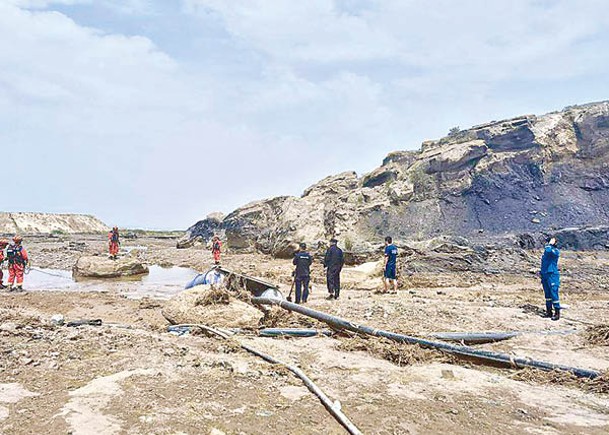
[187,101,609,256]
[0,212,109,235]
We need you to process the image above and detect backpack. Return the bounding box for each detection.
[7,245,24,265]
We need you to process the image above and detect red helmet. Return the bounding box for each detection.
[13,235,23,243]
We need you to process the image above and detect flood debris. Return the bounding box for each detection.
[162,285,263,329]
[584,324,609,346]
[338,336,447,366]
[253,297,601,379]
[511,368,609,394]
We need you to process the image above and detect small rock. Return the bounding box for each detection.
[51,314,65,326]
[441,369,455,380]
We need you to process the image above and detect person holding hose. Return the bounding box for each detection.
[540,237,561,321]
[293,242,313,304]
[7,235,29,292]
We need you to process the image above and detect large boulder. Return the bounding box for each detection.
[183,101,609,254]
[177,212,225,249]
[72,255,148,278]
[161,285,263,329]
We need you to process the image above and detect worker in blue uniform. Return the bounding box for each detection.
[540,237,561,321]
[293,242,313,304]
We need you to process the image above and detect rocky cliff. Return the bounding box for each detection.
[0,212,109,235]
[186,101,609,256]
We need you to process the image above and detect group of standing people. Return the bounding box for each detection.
[289,236,400,304]
[0,236,29,292]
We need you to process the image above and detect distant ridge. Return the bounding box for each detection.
[0,212,109,235]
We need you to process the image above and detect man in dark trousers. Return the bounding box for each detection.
[324,238,344,300]
[540,236,561,321]
[383,236,398,294]
[292,242,313,304]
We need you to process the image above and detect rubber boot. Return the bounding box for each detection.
[334,288,340,300]
[544,301,553,318]
[326,293,334,300]
[15,285,24,293]
[551,308,561,321]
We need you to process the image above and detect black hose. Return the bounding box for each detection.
[252,297,600,379]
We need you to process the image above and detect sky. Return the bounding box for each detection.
[2,0,609,229]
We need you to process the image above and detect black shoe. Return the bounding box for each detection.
[0,284,5,290]
[551,308,561,321]
[326,294,334,300]
[544,309,553,318]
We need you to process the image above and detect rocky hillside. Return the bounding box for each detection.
[0,212,109,235]
[185,101,609,256]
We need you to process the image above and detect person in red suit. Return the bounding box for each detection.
[108,227,120,259]
[211,235,222,265]
[7,235,29,292]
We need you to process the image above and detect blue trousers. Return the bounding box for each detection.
[295,275,310,304]
[541,272,560,312]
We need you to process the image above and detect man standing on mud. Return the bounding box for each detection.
[293,242,313,304]
[540,237,561,321]
[383,236,398,294]
[211,235,222,265]
[7,235,29,292]
[324,238,344,300]
[108,226,120,259]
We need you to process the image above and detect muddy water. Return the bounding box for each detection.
[16,265,198,299]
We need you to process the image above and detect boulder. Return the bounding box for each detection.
[72,255,148,278]
[161,285,263,329]
[182,101,609,254]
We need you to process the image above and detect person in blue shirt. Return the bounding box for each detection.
[383,236,398,294]
[293,243,313,304]
[540,237,561,321]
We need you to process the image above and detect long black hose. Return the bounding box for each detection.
[252,297,600,379]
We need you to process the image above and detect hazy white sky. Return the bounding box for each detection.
[2,0,609,229]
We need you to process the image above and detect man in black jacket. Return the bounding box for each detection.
[324,238,344,300]
[292,242,313,304]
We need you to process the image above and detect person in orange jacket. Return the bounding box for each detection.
[211,235,222,265]
[7,235,29,292]
[108,226,120,259]
[0,239,8,289]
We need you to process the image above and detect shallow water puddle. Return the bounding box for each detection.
[14,265,198,299]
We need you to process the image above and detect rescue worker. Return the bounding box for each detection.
[292,242,313,304]
[324,238,344,300]
[108,226,120,259]
[7,235,29,292]
[383,236,398,294]
[540,237,561,321]
[0,239,8,289]
[211,235,222,265]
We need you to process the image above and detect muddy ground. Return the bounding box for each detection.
[1,235,609,434]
